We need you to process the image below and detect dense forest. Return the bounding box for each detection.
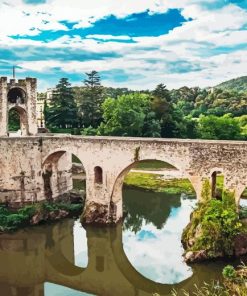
[42,72,247,140]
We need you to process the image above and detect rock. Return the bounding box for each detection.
[69,190,85,204]
[31,212,46,225]
[188,238,195,247]
[81,201,109,224]
[184,250,207,263]
[49,210,69,220]
[184,251,194,262]
[234,233,247,256]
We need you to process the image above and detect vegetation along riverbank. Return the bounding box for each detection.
[172,264,247,296]
[182,181,247,263]
[0,199,84,233]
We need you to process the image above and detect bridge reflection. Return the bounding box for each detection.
[0,219,221,296]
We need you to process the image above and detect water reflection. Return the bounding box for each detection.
[123,189,195,284]
[0,190,228,296]
[123,188,182,232]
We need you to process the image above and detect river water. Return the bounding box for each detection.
[0,187,243,296]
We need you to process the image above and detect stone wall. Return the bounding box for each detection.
[0,77,38,136]
[0,135,246,222]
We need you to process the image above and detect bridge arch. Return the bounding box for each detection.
[42,149,87,201]
[110,158,196,223]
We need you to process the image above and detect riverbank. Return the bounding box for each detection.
[0,197,84,233]
[124,171,195,195]
[182,184,247,264]
[172,264,247,296]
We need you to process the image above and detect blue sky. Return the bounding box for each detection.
[0,0,246,90]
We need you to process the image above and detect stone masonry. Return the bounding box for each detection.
[0,77,246,224]
[0,135,246,223]
[0,77,38,136]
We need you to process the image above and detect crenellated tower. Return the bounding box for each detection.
[0,77,38,136]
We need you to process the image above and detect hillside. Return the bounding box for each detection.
[215,76,247,92]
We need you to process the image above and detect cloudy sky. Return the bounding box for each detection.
[0,0,246,91]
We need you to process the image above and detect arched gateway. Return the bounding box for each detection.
[0,77,246,224]
[0,77,37,136]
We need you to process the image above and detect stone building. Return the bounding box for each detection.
[0,77,38,136]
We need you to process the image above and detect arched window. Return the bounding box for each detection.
[8,107,28,136]
[94,166,103,184]
[7,87,26,104]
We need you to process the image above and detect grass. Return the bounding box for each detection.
[124,172,195,195]
[134,160,175,170]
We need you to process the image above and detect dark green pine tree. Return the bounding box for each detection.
[151,83,186,138]
[46,78,78,129]
[80,71,105,128]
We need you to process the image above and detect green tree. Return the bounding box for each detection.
[46,78,78,129]
[197,114,242,140]
[151,84,186,138]
[96,93,161,137]
[79,71,105,128]
[8,109,20,131]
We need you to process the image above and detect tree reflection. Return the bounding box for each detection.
[123,187,181,232]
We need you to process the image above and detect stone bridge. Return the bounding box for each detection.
[0,135,246,223]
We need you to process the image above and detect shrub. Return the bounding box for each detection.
[183,189,243,257]
[223,265,237,280]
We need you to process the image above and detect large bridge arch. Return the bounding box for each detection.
[110,158,197,222]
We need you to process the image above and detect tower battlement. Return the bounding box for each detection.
[0,76,38,136]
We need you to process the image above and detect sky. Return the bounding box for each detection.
[0,0,247,91]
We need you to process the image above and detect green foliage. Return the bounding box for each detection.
[152,84,187,138]
[173,262,247,296]
[124,172,195,195]
[96,93,161,137]
[8,108,20,131]
[46,78,78,129]
[81,126,99,136]
[182,190,242,258]
[197,114,242,140]
[236,115,247,140]
[0,202,83,232]
[216,76,247,93]
[171,281,229,296]
[223,265,237,280]
[134,160,174,170]
[201,179,211,203]
[79,71,105,128]
[239,206,247,219]
[44,74,246,140]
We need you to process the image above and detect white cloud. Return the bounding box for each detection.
[0,1,246,90]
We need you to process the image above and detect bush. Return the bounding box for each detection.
[223,265,237,280]
[182,188,243,257]
[0,201,83,232]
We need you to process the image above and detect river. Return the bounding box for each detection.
[0,187,244,296]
